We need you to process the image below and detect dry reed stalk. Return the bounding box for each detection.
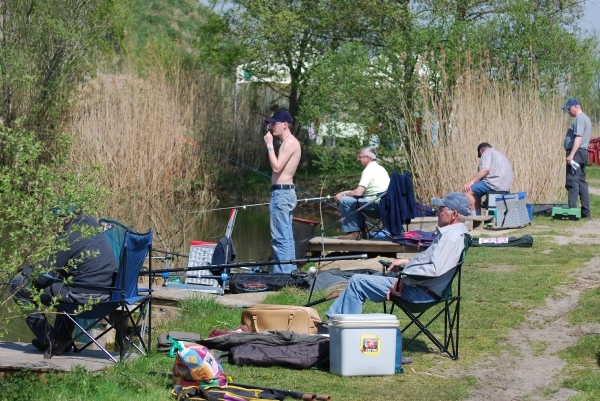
[403,64,568,204]
[66,71,215,253]
[192,72,271,174]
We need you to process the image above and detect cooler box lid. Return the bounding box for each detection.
[329,313,399,328]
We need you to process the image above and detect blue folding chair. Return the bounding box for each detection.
[49,220,153,362]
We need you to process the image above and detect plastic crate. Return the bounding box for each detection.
[185,241,219,288]
[495,192,530,228]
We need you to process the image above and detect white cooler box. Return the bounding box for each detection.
[329,313,399,376]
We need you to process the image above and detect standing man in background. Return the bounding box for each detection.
[264,109,301,273]
[461,142,513,216]
[562,98,591,218]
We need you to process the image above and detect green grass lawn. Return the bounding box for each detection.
[2,168,600,400]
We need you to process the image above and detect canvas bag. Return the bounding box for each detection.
[241,305,322,334]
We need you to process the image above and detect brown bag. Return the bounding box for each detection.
[241,305,322,334]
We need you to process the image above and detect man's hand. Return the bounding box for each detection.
[388,258,409,272]
[386,279,399,301]
[462,181,474,193]
[334,191,347,202]
[263,132,274,147]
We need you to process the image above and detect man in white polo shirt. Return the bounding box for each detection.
[335,147,390,240]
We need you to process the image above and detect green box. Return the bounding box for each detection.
[551,207,581,220]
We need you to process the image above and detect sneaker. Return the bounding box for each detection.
[48,339,73,356]
[401,356,413,364]
[338,231,362,240]
[31,338,48,352]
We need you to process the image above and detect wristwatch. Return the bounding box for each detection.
[267,146,274,151]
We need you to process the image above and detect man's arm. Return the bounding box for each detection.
[264,133,299,175]
[566,136,583,163]
[462,167,489,192]
[335,185,366,202]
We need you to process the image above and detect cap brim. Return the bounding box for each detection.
[430,198,445,207]
[265,117,277,123]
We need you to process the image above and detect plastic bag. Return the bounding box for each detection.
[172,341,228,389]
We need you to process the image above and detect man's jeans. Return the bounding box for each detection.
[269,188,297,274]
[326,274,437,316]
[339,196,380,233]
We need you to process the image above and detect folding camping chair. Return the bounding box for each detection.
[360,192,390,239]
[385,234,472,360]
[49,220,153,362]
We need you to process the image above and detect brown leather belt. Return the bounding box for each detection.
[418,286,440,300]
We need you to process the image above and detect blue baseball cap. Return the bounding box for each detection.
[431,192,471,216]
[562,98,580,111]
[265,110,293,124]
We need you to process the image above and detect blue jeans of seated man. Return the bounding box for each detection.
[270,188,297,274]
[325,274,437,316]
[470,180,493,198]
[339,196,380,233]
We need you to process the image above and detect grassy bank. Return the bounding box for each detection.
[2,167,599,400]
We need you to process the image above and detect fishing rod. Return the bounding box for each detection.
[298,192,386,245]
[173,135,340,212]
[199,195,332,213]
[139,253,368,276]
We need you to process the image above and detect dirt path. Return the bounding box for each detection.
[464,218,600,400]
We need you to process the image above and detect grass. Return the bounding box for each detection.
[3,180,600,400]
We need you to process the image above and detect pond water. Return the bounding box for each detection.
[0,203,343,342]
[193,204,342,262]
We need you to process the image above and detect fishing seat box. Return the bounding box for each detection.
[329,313,399,376]
[551,207,581,220]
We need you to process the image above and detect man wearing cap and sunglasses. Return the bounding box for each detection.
[264,109,301,273]
[562,98,591,218]
[325,192,471,316]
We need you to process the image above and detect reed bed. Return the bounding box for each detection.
[66,71,215,252]
[401,63,570,203]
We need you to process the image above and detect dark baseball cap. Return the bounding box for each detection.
[265,110,293,124]
[562,98,580,111]
[477,142,492,158]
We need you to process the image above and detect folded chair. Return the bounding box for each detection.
[49,220,153,362]
[380,172,417,237]
[386,234,472,360]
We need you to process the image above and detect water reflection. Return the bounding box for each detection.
[191,205,342,262]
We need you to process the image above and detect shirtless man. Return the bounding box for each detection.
[264,110,301,273]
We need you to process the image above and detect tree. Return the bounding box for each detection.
[202,0,409,131]
[0,0,128,139]
[0,123,108,338]
[301,0,593,138]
